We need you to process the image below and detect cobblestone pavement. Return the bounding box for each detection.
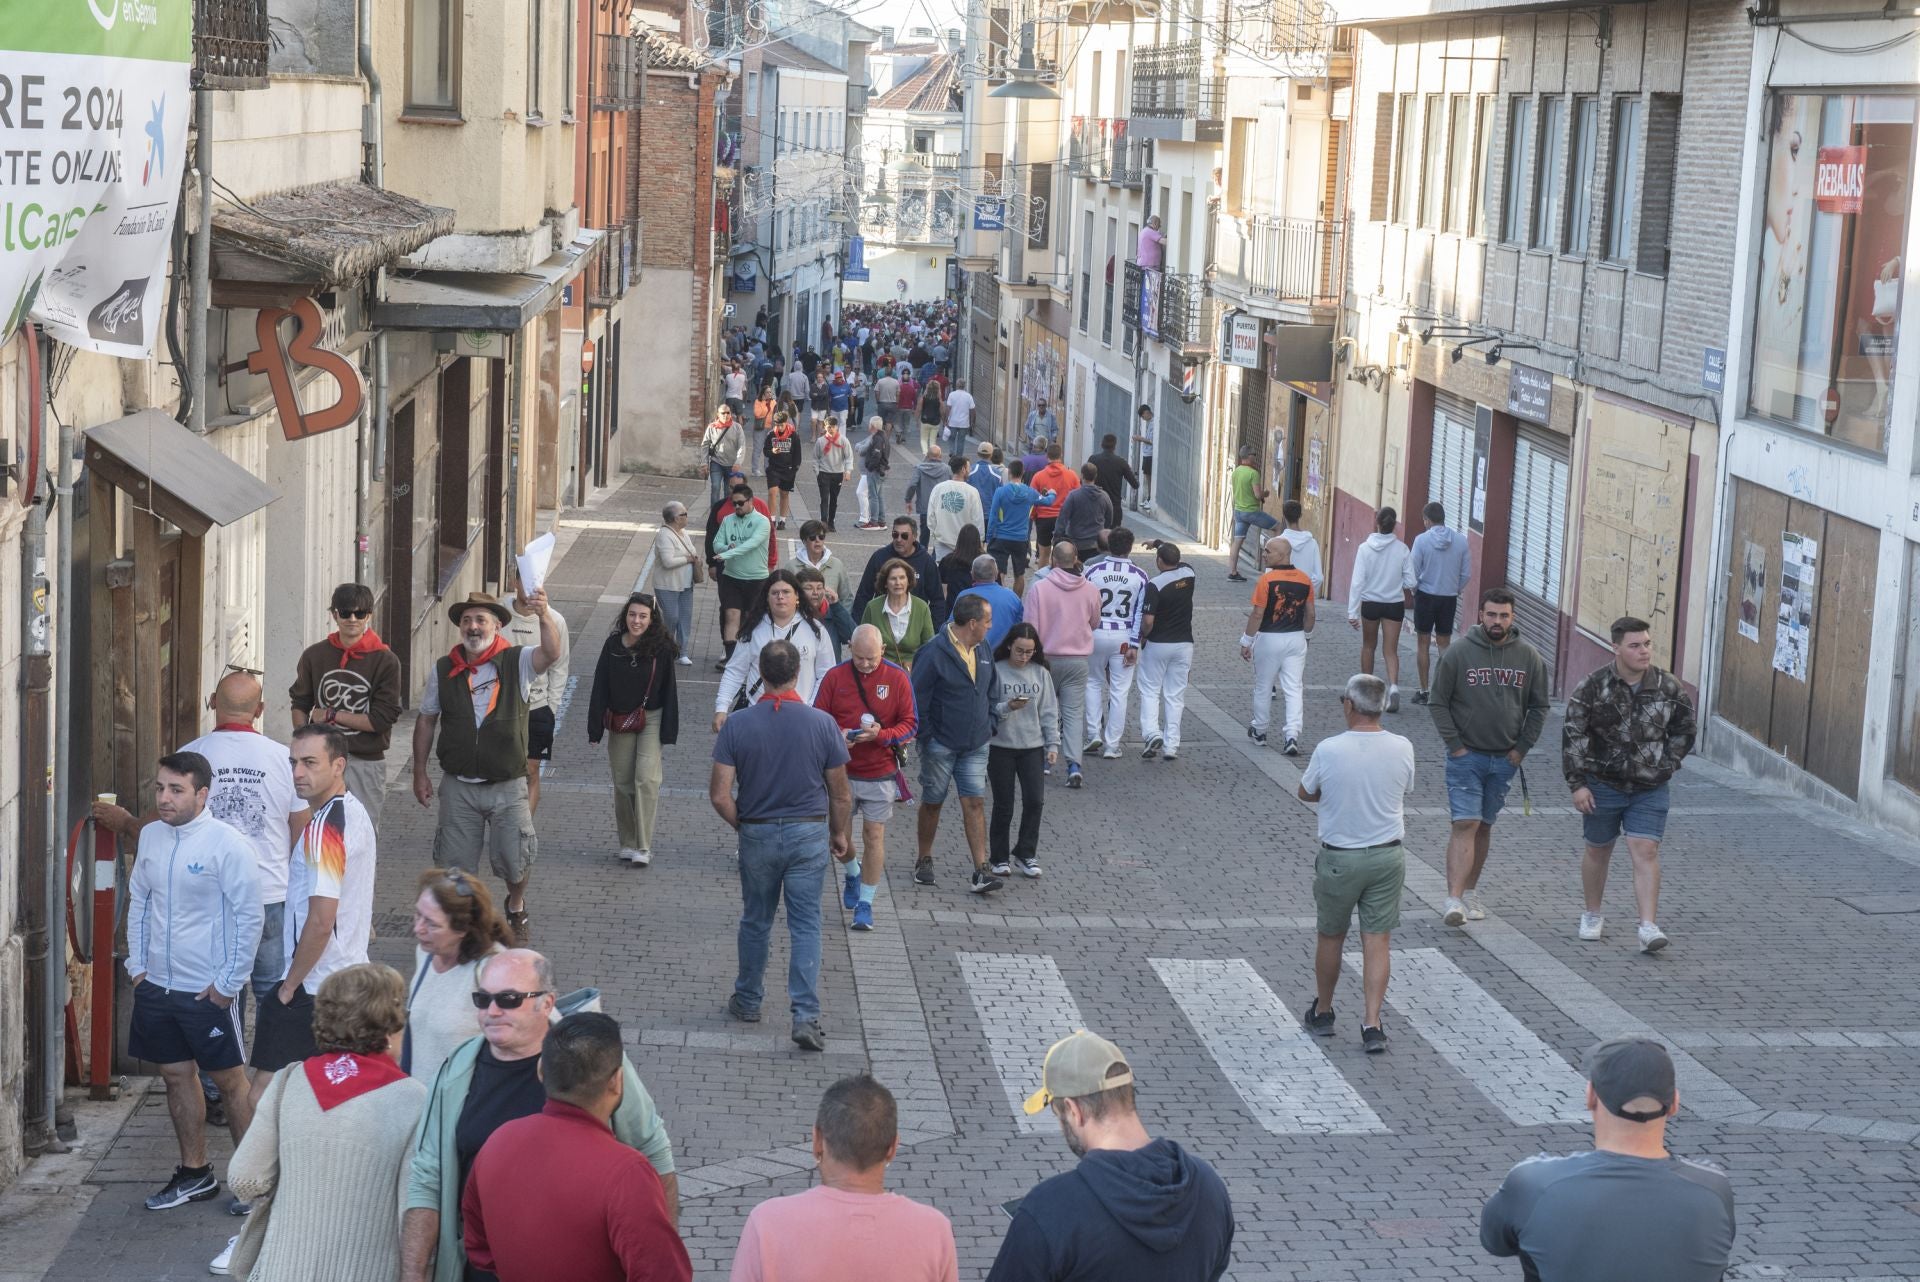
[14,442,1920,1281]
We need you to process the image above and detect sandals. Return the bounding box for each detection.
[506,908,531,944]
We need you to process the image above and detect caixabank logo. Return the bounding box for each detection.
[87,0,163,32]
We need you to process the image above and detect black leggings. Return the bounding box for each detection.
[988,745,1046,861]
[817,472,843,527]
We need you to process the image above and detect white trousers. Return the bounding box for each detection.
[1136,642,1192,750]
[1250,632,1308,739]
[1087,632,1135,745]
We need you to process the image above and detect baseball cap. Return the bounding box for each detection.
[1584,1037,1676,1121]
[1021,1030,1133,1114]
[977,440,994,456]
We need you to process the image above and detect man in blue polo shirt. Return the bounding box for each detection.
[955,555,1022,652]
[710,641,852,1053]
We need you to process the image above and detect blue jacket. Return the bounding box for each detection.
[968,460,1004,514]
[955,582,1023,651]
[1412,524,1473,597]
[987,482,1055,542]
[910,626,1000,754]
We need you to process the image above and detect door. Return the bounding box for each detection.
[1158,378,1200,535]
[387,401,417,692]
[1505,429,1570,683]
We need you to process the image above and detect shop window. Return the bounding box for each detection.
[1748,92,1913,454]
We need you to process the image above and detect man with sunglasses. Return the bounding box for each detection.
[402,950,677,1282]
[709,481,775,669]
[850,517,941,625]
[290,582,403,827]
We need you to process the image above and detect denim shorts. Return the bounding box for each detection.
[1232,509,1279,538]
[1445,749,1518,824]
[920,741,988,804]
[1582,778,1671,846]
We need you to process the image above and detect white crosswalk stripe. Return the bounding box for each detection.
[1151,957,1387,1135]
[1349,947,1589,1126]
[959,951,1087,1134]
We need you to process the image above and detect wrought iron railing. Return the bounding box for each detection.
[590,221,642,304]
[194,0,270,90]
[1159,272,1208,349]
[1218,214,1346,308]
[1224,0,1354,57]
[1130,40,1223,123]
[595,34,642,109]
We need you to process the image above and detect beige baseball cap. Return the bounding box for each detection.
[1021,1029,1133,1115]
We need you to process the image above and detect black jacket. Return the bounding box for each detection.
[1089,449,1139,518]
[586,632,679,745]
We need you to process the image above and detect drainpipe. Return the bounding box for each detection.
[47,367,76,1140]
[19,324,58,1153]
[187,89,213,434]
[358,0,390,517]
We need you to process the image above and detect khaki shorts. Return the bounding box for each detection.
[435,775,537,883]
[343,756,389,831]
[849,775,895,824]
[1313,842,1405,936]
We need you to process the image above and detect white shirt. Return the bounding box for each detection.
[724,369,747,399]
[945,389,976,430]
[283,792,377,993]
[1084,555,1151,644]
[882,597,913,643]
[927,478,984,553]
[716,613,831,710]
[1135,420,1156,457]
[1300,729,1416,849]
[506,609,571,710]
[179,728,303,905]
[418,647,539,726]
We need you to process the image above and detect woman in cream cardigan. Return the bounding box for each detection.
[646,501,702,665]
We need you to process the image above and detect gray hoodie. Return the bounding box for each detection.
[905,456,947,515]
[1429,623,1550,755]
[1412,524,1473,597]
[991,659,1060,751]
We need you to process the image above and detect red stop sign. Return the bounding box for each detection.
[1822,385,1840,425]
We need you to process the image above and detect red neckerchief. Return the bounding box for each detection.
[448,634,510,679]
[213,722,259,734]
[302,1051,407,1111]
[772,425,795,441]
[328,628,388,669]
[759,689,806,710]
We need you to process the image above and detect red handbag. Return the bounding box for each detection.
[603,659,656,734]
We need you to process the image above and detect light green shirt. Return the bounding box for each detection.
[1231,464,1262,513]
[716,509,772,581]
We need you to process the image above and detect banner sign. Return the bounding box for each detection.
[1506,362,1554,425]
[2,5,193,355]
[973,199,1005,231]
[1222,311,1260,368]
[1814,146,1866,215]
[843,235,869,282]
[729,258,758,293]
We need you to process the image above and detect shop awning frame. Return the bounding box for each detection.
[84,411,279,537]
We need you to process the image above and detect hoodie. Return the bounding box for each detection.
[1031,462,1079,518]
[125,808,265,998]
[1429,623,1551,755]
[984,1138,1235,1282]
[1278,528,1324,591]
[1412,524,1473,597]
[1346,531,1415,619]
[1023,569,1101,657]
[1056,485,1112,548]
[905,455,947,517]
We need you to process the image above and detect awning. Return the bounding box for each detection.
[372,231,607,333]
[84,410,279,537]
[212,182,455,289]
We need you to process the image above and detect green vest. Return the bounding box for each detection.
[434,646,530,781]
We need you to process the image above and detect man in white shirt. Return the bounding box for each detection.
[1297,674,1416,1055]
[1131,405,1156,509]
[943,379,977,455]
[1082,528,1150,760]
[248,724,377,1104]
[926,456,984,561]
[508,590,572,816]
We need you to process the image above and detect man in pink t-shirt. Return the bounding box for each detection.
[1136,215,1165,270]
[730,1075,957,1282]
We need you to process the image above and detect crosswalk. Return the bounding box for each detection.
[962,949,1592,1136]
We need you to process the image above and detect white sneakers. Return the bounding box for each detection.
[618,848,652,866]
[1638,922,1669,953]
[1442,897,1467,927]
[1578,912,1605,941]
[1464,891,1486,921]
[210,1235,237,1275]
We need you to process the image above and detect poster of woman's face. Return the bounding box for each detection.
[1750,94,1818,425]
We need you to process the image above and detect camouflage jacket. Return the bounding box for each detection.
[1562,665,1696,791]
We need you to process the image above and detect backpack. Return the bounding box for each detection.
[919,386,943,425]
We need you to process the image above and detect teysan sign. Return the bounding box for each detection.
[1815,146,1866,215]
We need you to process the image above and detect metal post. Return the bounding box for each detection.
[188,89,212,433]
[19,327,56,1152]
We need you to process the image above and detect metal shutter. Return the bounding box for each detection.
[1429,391,1476,534]
[1237,370,1269,463]
[1505,430,1569,679]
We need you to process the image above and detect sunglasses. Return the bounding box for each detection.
[223,662,265,678]
[470,988,550,1011]
[333,609,372,620]
[732,500,751,510]
[440,868,476,898]
[892,532,914,541]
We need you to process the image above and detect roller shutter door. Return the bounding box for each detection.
[1505,429,1570,682]
[1428,391,1477,534]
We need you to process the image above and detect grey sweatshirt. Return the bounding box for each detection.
[991,660,1061,751]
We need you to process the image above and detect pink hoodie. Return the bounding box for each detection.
[1023,570,1100,657]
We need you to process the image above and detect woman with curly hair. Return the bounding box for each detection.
[403,867,513,1083]
[714,569,831,727]
[988,623,1058,880]
[588,593,682,866]
[218,963,423,1280]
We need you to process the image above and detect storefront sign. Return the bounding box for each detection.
[246,297,367,442]
[843,236,869,283]
[1221,312,1260,368]
[1814,146,1866,215]
[1702,346,1725,391]
[2,7,192,355]
[1506,363,1554,425]
[973,199,1005,231]
[729,259,758,293]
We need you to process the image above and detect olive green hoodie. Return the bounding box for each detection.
[1429,623,1550,755]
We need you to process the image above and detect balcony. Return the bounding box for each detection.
[1215,214,1346,315]
[848,82,871,114]
[885,149,964,172]
[1069,119,1147,188]
[1225,0,1354,73]
[193,0,269,90]
[1130,40,1224,143]
[1158,272,1212,353]
[590,220,642,305]
[595,34,643,110]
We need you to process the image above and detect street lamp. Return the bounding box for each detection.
[991,21,1058,100]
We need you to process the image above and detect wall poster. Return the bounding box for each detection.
[1738,540,1766,643]
[1772,533,1818,679]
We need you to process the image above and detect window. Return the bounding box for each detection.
[1393,95,1418,223]
[1368,93,1394,221]
[745,71,758,114]
[1501,97,1533,243]
[1747,92,1915,454]
[913,127,934,154]
[1472,95,1495,238]
[1444,95,1473,233]
[1530,97,1564,248]
[560,0,573,115]
[777,109,787,154]
[435,360,483,586]
[1227,118,1252,215]
[1103,216,1117,344]
[1637,94,1681,276]
[1079,210,1094,332]
[1421,94,1446,228]
[1564,96,1598,255]
[406,0,461,114]
[527,0,543,120]
[1604,96,1640,261]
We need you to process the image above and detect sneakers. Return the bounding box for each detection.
[969,867,1005,895]
[843,872,861,911]
[1066,765,1084,789]
[1247,726,1268,747]
[1386,685,1401,713]
[1442,897,1468,927]
[146,1165,219,1211]
[1084,737,1104,757]
[912,858,936,886]
[1362,1025,1389,1054]
[1100,744,1123,760]
[989,859,1012,877]
[1227,572,1248,582]
[210,1235,237,1275]
[1578,912,1605,941]
[726,993,761,1023]
[1141,736,1163,760]
[1638,922,1670,953]
[226,1197,251,1217]
[1014,855,1042,878]
[676,654,694,666]
[1464,891,1486,921]
[628,849,653,867]
[1160,750,1178,761]
[1283,737,1299,757]
[1303,999,1335,1037]
[792,1021,826,1052]
[850,901,874,932]
[1411,689,1429,705]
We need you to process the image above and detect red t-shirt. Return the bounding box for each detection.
[814,658,918,780]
